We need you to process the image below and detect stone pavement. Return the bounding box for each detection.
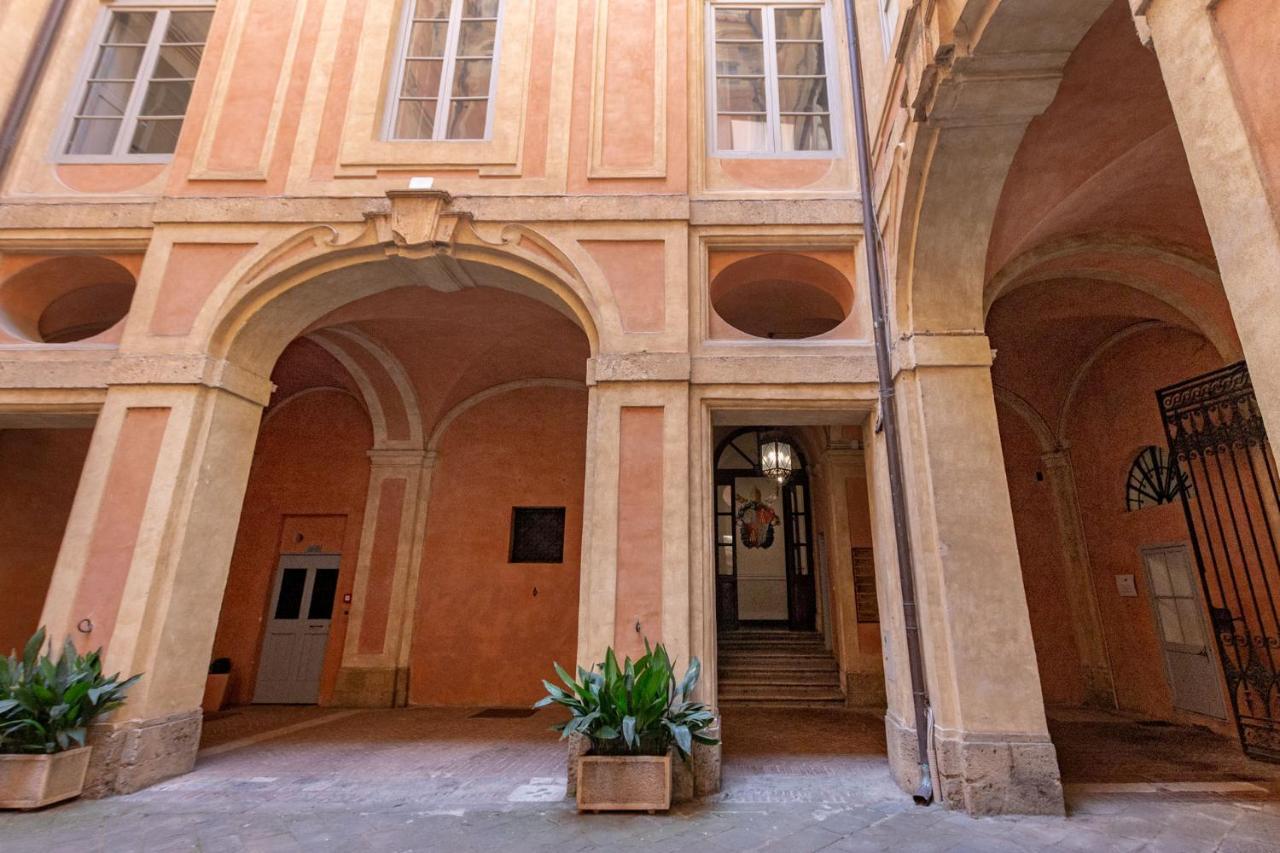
[2,705,1278,852]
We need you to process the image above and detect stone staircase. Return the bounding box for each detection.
[717,629,845,707]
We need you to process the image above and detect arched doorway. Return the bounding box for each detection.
[713,427,816,632]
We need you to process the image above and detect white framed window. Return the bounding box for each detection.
[384,0,503,141]
[58,3,214,162]
[706,2,840,157]
[879,0,899,58]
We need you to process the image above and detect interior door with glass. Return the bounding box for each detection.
[783,476,816,630]
[1142,545,1226,718]
[715,475,739,630]
[253,554,340,704]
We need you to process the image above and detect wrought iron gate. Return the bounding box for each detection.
[1159,362,1280,761]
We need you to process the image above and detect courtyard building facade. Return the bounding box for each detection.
[0,0,1278,819]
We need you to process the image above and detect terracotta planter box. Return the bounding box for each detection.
[202,672,231,714]
[0,746,93,810]
[576,754,671,813]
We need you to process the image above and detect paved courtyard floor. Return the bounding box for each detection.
[2,704,1279,851]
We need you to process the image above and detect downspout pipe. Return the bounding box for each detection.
[0,0,72,184]
[841,0,934,805]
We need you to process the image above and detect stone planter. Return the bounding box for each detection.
[576,754,671,813]
[202,673,231,714]
[0,747,93,810]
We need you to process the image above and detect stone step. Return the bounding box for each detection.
[718,651,834,662]
[718,683,845,700]
[716,676,844,686]
[718,696,847,708]
[718,664,839,678]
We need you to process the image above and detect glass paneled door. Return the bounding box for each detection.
[253,554,341,704]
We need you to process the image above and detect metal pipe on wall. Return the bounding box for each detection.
[840,0,934,804]
[0,0,72,184]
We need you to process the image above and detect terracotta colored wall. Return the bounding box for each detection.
[843,475,881,655]
[410,386,587,707]
[1214,0,1280,217]
[1065,326,1225,721]
[212,389,372,705]
[997,409,1087,706]
[0,428,93,654]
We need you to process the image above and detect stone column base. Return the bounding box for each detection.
[845,671,887,710]
[885,713,1065,816]
[330,666,405,707]
[83,708,203,798]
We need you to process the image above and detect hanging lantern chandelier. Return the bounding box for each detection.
[759,433,795,485]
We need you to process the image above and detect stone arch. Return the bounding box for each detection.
[203,198,603,383]
[427,378,586,453]
[894,0,1115,332]
[306,326,424,451]
[992,385,1058,454]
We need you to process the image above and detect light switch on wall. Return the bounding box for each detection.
[1115,574,1138,597]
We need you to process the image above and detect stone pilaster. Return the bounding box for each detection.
[1040,448,1117,709]
[332,449,437,707]
[874,333,1064,816]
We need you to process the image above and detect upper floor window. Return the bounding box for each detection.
[878,0,899,58]
[385,0,502,141]
[707,2,838,156]
[61,5,213,160]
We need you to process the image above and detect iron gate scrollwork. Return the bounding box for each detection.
[1158,362,1280,761]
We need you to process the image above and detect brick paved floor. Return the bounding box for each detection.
[2,705,1279,851]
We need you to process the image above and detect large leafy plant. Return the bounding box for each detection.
[534,641,719,761]
[0,628,141,755]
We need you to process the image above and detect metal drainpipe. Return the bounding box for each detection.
[0,0,72,184]
[841,0,934,804]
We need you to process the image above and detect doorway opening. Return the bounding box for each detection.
[714,427,815,632]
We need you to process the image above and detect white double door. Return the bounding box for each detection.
[253,554,340,705]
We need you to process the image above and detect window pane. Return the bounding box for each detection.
[1176,598,1205,647]
[153,45,203,79]
[716,43,764,76]
[105,12,156,44]
[92,46,145,80]
[717,77,766,112]
[780,113,831,151]
[717,545,734,575]
[447,98,488,138]
[775,8,823,40]
[718,515,732,544]
[715,8,763,40]
[451,59,492,96]
[1168,553,1195,597]
[408,21,450,56]
[457,20,496,55]
[1147,554,1172,597]
[141,81,193,116]
[395,99,437,138]
[717,113,768,151]
[778,78,828,112]
[464,0,500,17]
[307,569,339,620]
[166,11,213,43]
[1156,598,1184,645]
[79,81,132,117]
[274,569,307,620]
[401,59,444,97]
[66,118,121,155]
[415,0,453,18]
[129,118,183,154]
[777,42,824,76]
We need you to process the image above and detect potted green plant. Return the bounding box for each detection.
[0,628,140,809]
[203,657,232,714]
[535,640,718,813]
